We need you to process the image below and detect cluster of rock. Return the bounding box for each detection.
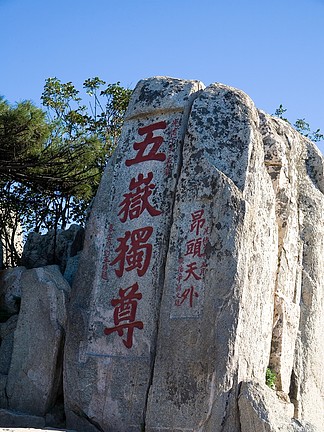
[0,77,323,431]
[0,225,83,429]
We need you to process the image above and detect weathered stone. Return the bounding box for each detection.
[259,111,303,395]
[0,314,18,340]
[238,381,318,432]
[0,429,76,432]
[0,267,26,316]
[61,76,324,431]
[0,375,7,409]
[0,408,45,428]
[0,315,18,375]
[6,265,70,416]
[45,400,66,429]
[63,253,80,286]
[145,83,278,431]
[294,143,324,431]
[260,112,324,430]
[21,224,84,272]
[0,429,75,432]
[64,77,204,432]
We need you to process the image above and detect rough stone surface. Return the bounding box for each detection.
[64,76,204,432]
[6,266,70,416]
[0,315,18,375]
[0,267,26,316]
[2,76,320,431]
[63,77,324,431]
[238,381,318,432]
[21,224,84,273]
[145,83,278,431]
[0,409,45,428]
[0,429,75,432]
[63,253,80,286]
[0,376,7,409]
[260,112,324,430]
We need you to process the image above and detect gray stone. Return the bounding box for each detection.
[145,83,278,431]
[63,253,80,286]
[0,267,26,316]
[0,315,18,375]
[0,375,7,409]
[0,408,45,428]
[259,111,303,395]
[64,76,204,432]
[238,381,318,432]
[6,266,70,416]
[0,429,76,432]
[260,112,324,430]
[21,224,84,272]
[62,76,324,431]
[0,315,18,340]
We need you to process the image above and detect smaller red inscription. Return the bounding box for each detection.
[185,238,205,258]
[110,226,153,277]
[104,283,143,349]
[125,121,167,166]
[118,172,161,222]
[183,262,202,281]
[190,209,206,236]
[175,285,199,307]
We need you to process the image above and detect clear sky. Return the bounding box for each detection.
[1,0,324,153]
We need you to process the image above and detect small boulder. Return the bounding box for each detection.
[21,224,84,273]
[6,265,70,416]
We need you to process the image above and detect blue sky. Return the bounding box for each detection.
[1,0,324,152]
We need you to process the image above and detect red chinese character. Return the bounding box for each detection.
[104,283,144,349]
[175,286,199,307]
[118,172,161,222]
[125,121,167,166]
[183,262,202,281]
[190,209,205,236]
[110,227,153,277]
[185,238,205,258]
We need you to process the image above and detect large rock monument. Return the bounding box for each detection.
[63,77,324,432]
[0,76,323,432]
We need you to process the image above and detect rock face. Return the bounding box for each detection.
[63,77,324,431]
[64,77,205,432]
[0,76,322,431]
[145,83,278,431]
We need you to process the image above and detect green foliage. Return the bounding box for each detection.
[274,104,289,123]
[293,118,324,143]
[274,104,324,143]
[0,78,131,267]
[266,367,276,389]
